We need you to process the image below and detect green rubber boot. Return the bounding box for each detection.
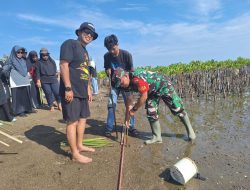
[145,120,162,145]
[179,112,196,141]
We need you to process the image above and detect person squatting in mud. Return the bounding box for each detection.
[112,67,196,144]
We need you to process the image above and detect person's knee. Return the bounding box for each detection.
[147,107,158,119]
[107,103,116,109]
[147,117,158,123]
[147,110,159,123]
[176,109,187,117]
[78,118,86,126]
[170,107,184,116]
[67,121,78,128]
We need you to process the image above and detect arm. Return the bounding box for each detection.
[3,63,12,73]
[128,76,149,115]
[104,54,111,77]
[60,60,71,87]
[35,63,41,87]
[60,60,73,102]
[131,92,148,113]
[124,92,148,128]
[126,51,134,72]
[124,94,134,128]
[88,67,92,102]
[52,59,59,78]
[105,68,111,77]
[88,81,92,102]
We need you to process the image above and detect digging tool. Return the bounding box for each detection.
[109,74,118,139]
[117,125,128,190]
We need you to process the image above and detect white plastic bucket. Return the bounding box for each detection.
[170,157,198,185]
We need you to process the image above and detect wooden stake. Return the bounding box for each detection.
[0,130,23,144]
[0,140,10,147]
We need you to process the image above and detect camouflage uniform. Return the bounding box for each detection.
[130,69,185,122]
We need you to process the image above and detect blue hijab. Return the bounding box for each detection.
[7,45,28,77]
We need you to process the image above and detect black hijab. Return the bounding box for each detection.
[26,51,38,71]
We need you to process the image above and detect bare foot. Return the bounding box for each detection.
[50,107,55,112]
[78,145,95,153]
[72,154,92,164]
[58,103,62,111]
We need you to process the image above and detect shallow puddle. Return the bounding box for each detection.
[135,92,250,190]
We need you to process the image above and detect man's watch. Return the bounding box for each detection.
[65,86,72,92]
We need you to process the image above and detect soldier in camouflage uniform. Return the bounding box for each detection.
[113,68,196,144]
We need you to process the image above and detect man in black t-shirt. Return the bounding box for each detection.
[59,22,98,164]
[104,34,138,137]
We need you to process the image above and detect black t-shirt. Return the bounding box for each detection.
[104,49,133,87]
[59,39,90,98]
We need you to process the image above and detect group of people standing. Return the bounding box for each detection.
[0,46,61,123]
[1,21,197,164]
[59,22,196,164]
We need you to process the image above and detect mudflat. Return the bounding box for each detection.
[0,88,249,190]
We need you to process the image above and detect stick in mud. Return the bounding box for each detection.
[0,140,10,147]
[0,130,23,144]
[117,125,127,190]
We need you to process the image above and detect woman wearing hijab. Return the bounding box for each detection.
[36,48,61,112]
[0,61,16,122]
[27,51,42,109]
[3,45,33,117]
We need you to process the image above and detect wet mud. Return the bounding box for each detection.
[0,88,249,190]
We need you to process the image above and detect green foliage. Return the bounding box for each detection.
[60,138,113,148]
[97,71,107,79]
[139,57,250,76]
[97,57,250,78]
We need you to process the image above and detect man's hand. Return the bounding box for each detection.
[106,69,111,77]
[125,120,130,128]
[87,83,92,103]
[88,92,93,103]
[129,109,136,116]
[128,105,136,116]
[65,90,74,103]
[36,80,41,88]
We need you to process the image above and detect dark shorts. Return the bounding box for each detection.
[62,97,90,123]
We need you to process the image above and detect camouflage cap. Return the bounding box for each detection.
[112,67,125,88]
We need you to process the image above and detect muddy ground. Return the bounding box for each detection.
[0,88,249,190]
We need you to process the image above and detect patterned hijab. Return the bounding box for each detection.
[7,45,28,77]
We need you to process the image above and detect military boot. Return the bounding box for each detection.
[179,112,196,141]
[145,120,163,145]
